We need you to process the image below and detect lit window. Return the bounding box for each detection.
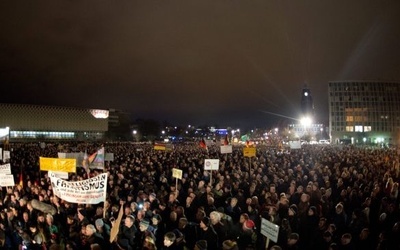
[364,126,371,132]
[355,126,363,132]
[346,126,354,132]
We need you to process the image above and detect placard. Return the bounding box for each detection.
[260,218,279,242]
[220,145,233,154]
[0,174,15,186]
[48,171,69,180]
[172,168,183,179]
[204,159,219,170]
[105,153,114,161]
[3,151,10,161]
[0,163,11,174]
[243,147,256,157]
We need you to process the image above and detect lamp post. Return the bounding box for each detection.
[132,130,137,142]
[300,116,312,142]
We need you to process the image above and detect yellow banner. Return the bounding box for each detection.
[154,144,166,151]
[243,147,256,157]
[40,157,77,173]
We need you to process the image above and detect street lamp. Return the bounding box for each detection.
[300,116,312,141]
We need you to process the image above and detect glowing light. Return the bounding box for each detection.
[90,109,109,119]
[300,117,312,126]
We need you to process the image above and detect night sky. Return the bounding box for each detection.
[1,1,400,130]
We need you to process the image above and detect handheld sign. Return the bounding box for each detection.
[243,147,256,157]
[0,163,11,174]
[261,218,279,243]
[204,159,219,170]
[0,174,15,186]
[172,168,183,179]
[220,145,232,154]
[48,171,69,180]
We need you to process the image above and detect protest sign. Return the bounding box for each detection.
[0,163,11,174]
[204,159,219,170]
[220,145,233,154]
[40,157,77,173]
[0,174,15,186]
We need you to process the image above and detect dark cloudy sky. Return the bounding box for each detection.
[1,1,399,130]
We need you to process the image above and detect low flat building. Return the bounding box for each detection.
[0,103,109,141]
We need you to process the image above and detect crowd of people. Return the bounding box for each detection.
[0,141,400,250]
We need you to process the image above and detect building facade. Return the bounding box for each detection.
[0,103,109,141]
[328,81,400,145]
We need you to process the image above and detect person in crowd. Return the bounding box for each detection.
[117,215,136,250]
[85,224,105,250]
[198,216,218,250]
[162,231,177,250]
[95,218,110,249]
[136,219,155,248]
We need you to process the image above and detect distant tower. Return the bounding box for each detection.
[301,86,314,119]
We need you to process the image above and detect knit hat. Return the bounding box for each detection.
[152,214,162,222]
[78,209,87,217]
[289,233,299,240]
[140,219,150,227]
[201,217,210,227]
[195,240,208,250]
[95,218,104,228]
[222,239,238,250]
[243,219,255,230]
[289,204,298,215]
[172,229,183,239]
[323,231,333,238]
[309,206,317,214]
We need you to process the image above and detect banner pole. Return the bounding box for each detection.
[265,237,270,249]
[175,177,178,197]
[209,170,212,188]
[249,157,251,180]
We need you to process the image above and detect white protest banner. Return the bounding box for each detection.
[48,171,69,180]
[204,159,219,170]
[105,153,114,161]
[289,141,301,149]
[58,152,67,159]
[3,151,10,161]
[261,218,279,243]
[205,139,213,147]
[220,145,233,154]
[0,163,11,174]
[50,173,107,204]
[0,174,15,186]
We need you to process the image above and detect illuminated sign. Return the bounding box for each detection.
[90,110,109,119]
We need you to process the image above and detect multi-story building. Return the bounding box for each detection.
[0,103,109,141]
[328,81,400,145]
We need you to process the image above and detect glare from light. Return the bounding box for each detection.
[300,117,312,127]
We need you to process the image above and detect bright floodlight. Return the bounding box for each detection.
[300,117,312,126]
